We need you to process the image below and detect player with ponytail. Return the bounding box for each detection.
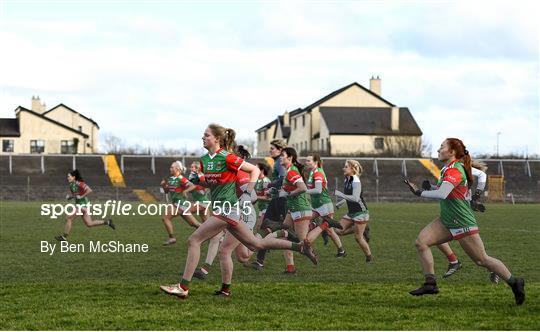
[404,138,525,305]
[159,161,201,245]
[55,169,115,242]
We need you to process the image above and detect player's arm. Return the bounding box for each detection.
[281,179,306,198]
[257,190,272,201]
[182,180,197,196]
[404,178,454,199]
[472,167,487,198]
[306,180,323,195]
[160,178,170,193]
[239,161,260,202]
[335,179,361,203]
[77,183,92,198]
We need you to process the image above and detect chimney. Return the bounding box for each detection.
[31,96,46,113]
[369,76,381,96]
[283,111,290,126]
[391,107,400,131]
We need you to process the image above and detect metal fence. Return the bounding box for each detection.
[2,153,539,177]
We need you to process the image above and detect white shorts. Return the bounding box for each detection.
[212,206,242,226]
[343,211,369,224]
[290,210,313,222]
[312,202,334,217]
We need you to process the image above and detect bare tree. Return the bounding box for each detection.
[100,133,124,154]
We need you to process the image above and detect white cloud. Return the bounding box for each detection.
[0,1,538,155]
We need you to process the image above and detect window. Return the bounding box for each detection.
[374,137,385,150]
[294,118,297,130]
[302,115,305,127]
[78,125,83,132]
[304,141,308,151]
[30,140,44,153]
[264,131,267,140]
[320,139,323,151]
[2,139,14,152]
[61,140,76,154]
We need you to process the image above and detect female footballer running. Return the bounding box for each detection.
[434,161,493,280]
[254,162,272,232]
[194,145,257,281]
[160,161,201,246]
[333,160,372,263]
[303,153,346,257]
[160,124,317,298]
[405,138,525,305]
[55,169,115,242]
[277,147,314,274]
[214,145,261,294]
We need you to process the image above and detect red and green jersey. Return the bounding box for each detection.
[69,181,90,205]
[167,175,190,204]
[283,165,311,212]
[437,160,476,228]
[255,177,271,211]
[200,148,244,208]
[307,167,332,208]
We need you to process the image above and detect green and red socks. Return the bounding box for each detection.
[180,278,190,291]
[221,283,231,293]
[201,262,212,275]
[446,252,458,264]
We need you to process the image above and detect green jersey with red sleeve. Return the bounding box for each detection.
[69,181,90,205]
[307,167,332,208]
[437,160,477,233]
[200,148,244,209]
[255,177,271,211]
[282,165,311,212]
[166,175,191,205]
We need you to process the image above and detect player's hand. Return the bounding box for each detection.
[471,200,486,212]
[66,194,74,200]
[422,180,432,191]
[160,178,167,187]
[75,195,82,200]
[403,179,423,196]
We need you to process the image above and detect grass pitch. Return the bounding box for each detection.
[1,201,539,330]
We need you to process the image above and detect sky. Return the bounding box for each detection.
[1,0,539,156]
